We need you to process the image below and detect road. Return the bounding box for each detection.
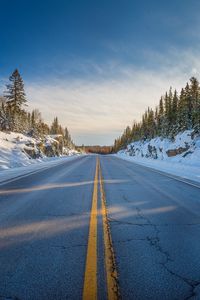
[0,155,200,300]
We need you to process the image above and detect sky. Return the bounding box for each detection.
[1,0,200,145]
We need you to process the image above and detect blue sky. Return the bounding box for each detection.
[1,0,200,144]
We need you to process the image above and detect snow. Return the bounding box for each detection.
[116,130,200,183]
[0,132,39,170]
[0,131,79,182]
[45,135,60,146]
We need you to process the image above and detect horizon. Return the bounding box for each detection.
[1,0,200,145]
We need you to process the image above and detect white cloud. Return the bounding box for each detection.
[26,49,200,145]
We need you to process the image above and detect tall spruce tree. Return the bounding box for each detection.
[157,97,164,136]
[4,69,27,131]
[170,90,178,136]
[5,69,27,113]
[189,77,200,131]
[50,117,59,134]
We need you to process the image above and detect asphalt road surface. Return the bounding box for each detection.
[0,155,200,300]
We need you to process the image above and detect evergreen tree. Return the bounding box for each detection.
[189,77,200,131]
[163,89,173,136]
[50,117,59,134]
[4,69,27,131]
[64,127,73,148]
[185,82,193,129]
[157,97,164,136]
[170,90,178,136]
[0,101,10,130]
[177,88,187,131]
[5,69,27,113]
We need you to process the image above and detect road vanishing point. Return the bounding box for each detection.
[0,155,200,300]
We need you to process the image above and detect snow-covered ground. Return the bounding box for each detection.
[0,131,79,181]
[116,130,200,183]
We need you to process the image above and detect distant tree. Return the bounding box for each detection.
[64,127,73,148]
[189,77,200,131]
[170,90,179,137]
[50,117,59,134]
[157,97,164,136]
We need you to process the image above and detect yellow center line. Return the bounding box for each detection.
[83,157,99,300]
[99,161,120,300]
[83,157,120,300]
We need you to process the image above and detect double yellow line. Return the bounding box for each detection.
[83,157,120,300]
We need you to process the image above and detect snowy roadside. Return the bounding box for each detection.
[115,130,200,184]
[115,153,200,184]
[0,155,80,184]
[0,131,82,183]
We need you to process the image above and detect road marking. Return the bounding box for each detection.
[99,161,120,300]
[83,157,99,300]
[83,157,120,299]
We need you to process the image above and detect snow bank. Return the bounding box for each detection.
[116,130,200,183]
[0,131,78,171]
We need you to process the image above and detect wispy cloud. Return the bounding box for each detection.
[24,49,200,145]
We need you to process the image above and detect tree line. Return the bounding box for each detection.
[0,69,74,148]
[113,77,200,152]
[78,145,112,154]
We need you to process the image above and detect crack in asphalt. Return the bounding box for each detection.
[51,244,87,250]
[108,216,149,226]
[134,207,173,263]
[105,160,200,299]
[109,201,200,299]
[0,296,20,300]
[108,220,200,228]
[108,217,200,227]
[36,211,90,218]
[114,238,147,243]
[135,206,200,300]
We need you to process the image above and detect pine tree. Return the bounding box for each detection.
[157,97,164,136]
[185,82,193,129]
[0,101,10,130]
[163,88,173,136]
[125,126,132,144]
[5,69,27,113]
[50,117,59,134]
[171,90,178,136]
[189,77,200,131]
[64,127,73,148]
[147,108,155,138]
[4,69,27,131]
[177,88,186,131]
